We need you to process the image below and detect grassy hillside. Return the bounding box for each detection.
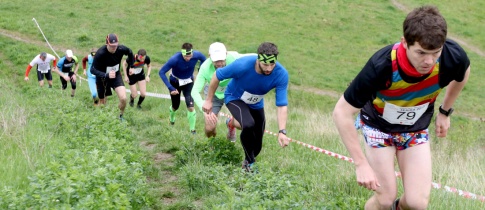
[0,0,484,209]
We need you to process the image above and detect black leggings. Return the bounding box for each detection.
[226,100,265,164]
[169,77,194,110]
[60,72,76,90]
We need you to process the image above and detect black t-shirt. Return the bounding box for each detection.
[344,39,470,132]
[126,55,151,70]
[90,45,134,79]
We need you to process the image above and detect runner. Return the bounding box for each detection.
[82,48,99,105]
[90,33,135,121]
[332,6,470,210]
[202,42,290,172]
[191,42,240,140]
[159,42,206,134]
[24,52,67,88]
[123,49,151,110]
[57,50,79,97]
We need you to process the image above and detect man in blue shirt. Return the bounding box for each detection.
[159,43,206,134]
[202,42,289,172]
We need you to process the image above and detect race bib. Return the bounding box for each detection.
[382,102,429,125]
[39,69,49,73]
[62,72,69,77]
[241,91,264,104]
[106,64,119,72]
[178,78,193,86]
[133,68,143,74]
[216,86,226,92]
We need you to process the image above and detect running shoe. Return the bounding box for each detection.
[241,160,254,173]
[129,99,134,107]
[191,130,196,135]
[137,104,142,110]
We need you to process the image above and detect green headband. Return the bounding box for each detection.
[258,54,277,63]
[181,49,193,55]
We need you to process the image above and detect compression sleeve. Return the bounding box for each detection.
[191,72,207,111]
[82,56,88,69]
[52,59,57,68]
[25,65,33,77]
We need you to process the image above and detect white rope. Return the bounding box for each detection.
[32,18,60,59]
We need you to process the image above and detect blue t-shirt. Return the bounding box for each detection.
[159,51,206,92]
[216,55,289,109]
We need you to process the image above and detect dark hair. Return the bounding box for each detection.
[181,43,193,50]
[403,5,447,50]
[257,42,278,55]
[137,49,147,56]
[40,52,47,57]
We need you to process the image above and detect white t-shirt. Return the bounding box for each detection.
[29,53,56,72]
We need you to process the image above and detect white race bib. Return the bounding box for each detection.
[62,72,69,77]
[39,69,49,73]
[133,68,143,74]
[216,86,226,92]
[241,91,264,104]
[106,64,119,72]
[178,78,193,86]
[382,102,429,125]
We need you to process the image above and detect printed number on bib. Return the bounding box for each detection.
[106,64,119,72]
[216,86,226,92]
[178,78,193,86]
[382,102,429,125]
[133,68,142,74]
[241,91,263,104]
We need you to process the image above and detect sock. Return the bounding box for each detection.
[187,110,196,131]
[130,95,135,103]
[137,96,145,105]
[48,85,52,88]
[169,106,176,122]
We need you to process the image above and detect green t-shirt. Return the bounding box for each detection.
[191,51,240,111]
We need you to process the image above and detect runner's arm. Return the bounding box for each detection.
[191,72,207,111]
[333,96,365,165]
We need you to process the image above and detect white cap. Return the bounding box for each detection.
[66,50,73,57]
[209,42,227,61]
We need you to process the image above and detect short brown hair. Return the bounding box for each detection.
[137,49,146,56]
[257,42,278,55]
[403,5,447,50]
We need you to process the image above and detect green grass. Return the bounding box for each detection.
[0,0,484,209]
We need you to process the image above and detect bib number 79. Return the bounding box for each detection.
[397,111,416,120]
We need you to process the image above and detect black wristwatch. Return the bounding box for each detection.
[278,129,287,135]
[439,105,454,117]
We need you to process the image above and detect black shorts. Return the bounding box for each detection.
[36,70,53,81]
[96,74,125,99]
[127,71,146,85]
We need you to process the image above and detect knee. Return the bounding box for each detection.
[241,119,256,130]
[402,197,429,210]
[119,96,127,103]
[373,192,397,209]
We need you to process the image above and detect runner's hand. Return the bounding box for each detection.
[108,70,116,79]
[202,100,213,114]
[71,75,77,82]
[129,68,134,75]
[278,133,289,147]
[170,90,179,95]
[435,113,451,137]
[24,76,29,81]
[204,112,218,126]
[146,76,150,82]
[83,69,87,76]
[124,76,129,83]
[355,162,380,191]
